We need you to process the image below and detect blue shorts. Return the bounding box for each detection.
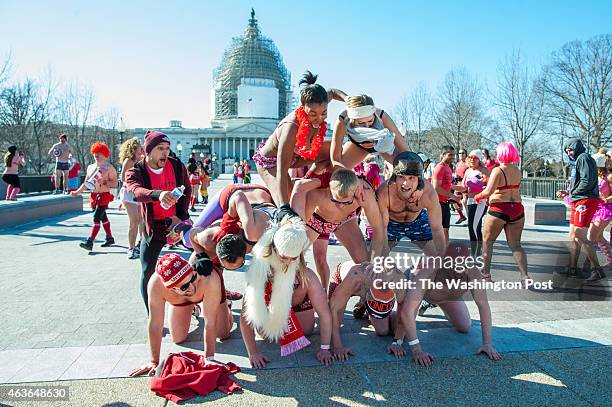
[387,210,433,242]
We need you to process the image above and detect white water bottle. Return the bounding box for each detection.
[160,185,185,209]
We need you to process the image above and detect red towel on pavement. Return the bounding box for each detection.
[150,352,241,403]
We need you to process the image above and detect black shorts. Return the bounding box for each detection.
[440,201,451,229]
[2,173,20,188]
[55,161,70,171]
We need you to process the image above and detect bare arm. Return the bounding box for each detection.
[469,269,502,360]
[306,269,332,347]
[377,183,391,257]
[360,185,385,259]
[423,188,447,255]
[329,274,360,360]
[47,143,58,155]
[201,274,222,357]
[107,165,118,189]
[476,168,501,200]
[147,282,166,365]
[120,159,133,183]
[327,88,348,102]
[239,302,271,369]
[330,119,348,169]
[289,179,320,221]
[380,111,410,152]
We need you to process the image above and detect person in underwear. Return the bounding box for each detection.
[432,145,464,241]
[330,94,409,170]
[2,146,25,200]
[290,168,386,291]
[187,162,201,212]
[378,151,446,258]
[243,159,252,184]
[240,220,333,368]
[398,243,502,367]
[71,142,118,251]
[185,183,275,248]
[461,149,489,257]
[119,137,145,259]
[253,71,347,214]
[587,153,612,269]
[328,260,410,361]
[47,133,74,194]
[196,161,210,204]
[474,142,530,285]
[129,253,233,376]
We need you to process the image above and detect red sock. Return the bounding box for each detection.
[6,185,13,199]
[458,208,465,218]
[102,220,113,238]
[90,222,101,239]
[190,196,196,208]
[10,187,20,199]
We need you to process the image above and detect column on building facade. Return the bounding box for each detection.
[240,138,243,160]
[232,138,236,159]
[225,137,229,159]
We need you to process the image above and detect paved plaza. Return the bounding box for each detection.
[0,175,610,406]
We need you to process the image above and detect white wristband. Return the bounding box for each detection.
[320,344,331,350]
[205,356,215,361]
[392,339,403,346]
[407,338,420,346]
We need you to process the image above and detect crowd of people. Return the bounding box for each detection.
[1,70,609,376]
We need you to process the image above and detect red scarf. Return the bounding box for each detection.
[294,106,326,161]
[264,280,310,356]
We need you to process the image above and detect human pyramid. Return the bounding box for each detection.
[121,70,582,377]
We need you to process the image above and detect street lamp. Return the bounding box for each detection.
[117,117,126,145]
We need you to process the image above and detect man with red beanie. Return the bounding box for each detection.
[125,131,192,312]
[71,142,118,250]
[129,253,233,377]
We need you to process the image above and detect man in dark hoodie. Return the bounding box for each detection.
[126,131,192,311]
[557,138,606,282]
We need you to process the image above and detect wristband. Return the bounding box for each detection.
[392,339,403,346]
[407,338,420,346]
[205,356,215,361]
[150,359,159,365]
[320,344,331,350]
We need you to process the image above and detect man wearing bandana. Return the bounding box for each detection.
[378,151,446,257]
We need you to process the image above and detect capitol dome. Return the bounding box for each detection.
[212,9,292,121]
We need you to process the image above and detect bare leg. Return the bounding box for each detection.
[295,308,315,336]
[573,226,600,268]
[62,170,69,191]
[339,142,368,169]
[54,169,62,190]
[334,219,369,263]
[370,315,392,336]
[313,238,330,291]
[438,300,471,333]
[124,203,141,250]
[481,215,506,278]
[168,304,194,344]
[503,218,529,280]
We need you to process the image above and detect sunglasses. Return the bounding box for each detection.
[330,192,355,206]
[176,273,197,292]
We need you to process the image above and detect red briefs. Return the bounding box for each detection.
[570,198,600,227]
[488,202,524,223]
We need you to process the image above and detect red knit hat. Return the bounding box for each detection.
[155,253,193,288]
[144,130,171,154]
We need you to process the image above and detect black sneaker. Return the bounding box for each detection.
[100,237,115,247]
[190,207,196,212]
[585,268,606,282]
[79,238,93,251]
[418,300,438,316]
[352,302,367,320]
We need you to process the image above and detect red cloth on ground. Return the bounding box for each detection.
[150,352,241,403]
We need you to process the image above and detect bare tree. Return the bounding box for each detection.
[433,68,484,152]
[95,107,120,165]
[406,81,432,152]
[55,81,95,166]
[29,67,59,174]
[542,34,612,151]
[494,50,546,172]
[0,79,35,148]
[0,52,11,87]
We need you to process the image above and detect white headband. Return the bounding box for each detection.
[347,105,376,120]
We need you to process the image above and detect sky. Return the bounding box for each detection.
[1,0,610,129]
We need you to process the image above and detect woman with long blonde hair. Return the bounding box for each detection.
[119,137,145,259]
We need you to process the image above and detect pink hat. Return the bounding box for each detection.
[144,130,171,155]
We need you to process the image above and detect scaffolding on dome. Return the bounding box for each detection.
[213,9,292,120]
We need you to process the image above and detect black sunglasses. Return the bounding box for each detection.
[330,192,355,206]
[176,273,197,292]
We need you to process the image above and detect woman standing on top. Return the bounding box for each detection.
[253,71,347,212]
[330,94,409,170]
[461,149,490,256]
